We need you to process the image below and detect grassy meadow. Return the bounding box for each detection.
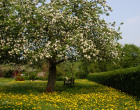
[0,78,139,110]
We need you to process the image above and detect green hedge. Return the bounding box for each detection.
[87,66,140,97]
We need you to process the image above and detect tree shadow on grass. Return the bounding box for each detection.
[0,81,47,95]
[0,80,105,95]
[55,80,140,101]
[54,80,109,95]
[0,79,139,102]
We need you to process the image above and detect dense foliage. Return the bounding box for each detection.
[87,66,140,97]
[120,44,140,68]
[56,44,140,79]
[0,0,122,62]
[85,44,140,73]
[0,64,38,78]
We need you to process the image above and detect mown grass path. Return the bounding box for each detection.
[0,78,139,110]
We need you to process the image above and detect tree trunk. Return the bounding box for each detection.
[46,61,57,92]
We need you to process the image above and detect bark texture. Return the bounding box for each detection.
[46,60,57,92]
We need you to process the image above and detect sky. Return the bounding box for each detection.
[104,0,140,47]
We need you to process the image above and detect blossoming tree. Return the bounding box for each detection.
[0,0,122,92]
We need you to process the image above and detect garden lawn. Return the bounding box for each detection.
[0,78,139,110]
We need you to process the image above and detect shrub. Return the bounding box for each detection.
[22,76,29,80]
[29,74,36,81]
[35,76,47,81]
[87,66,140,97]
[15,73,24,81]
[4,70,14,78]
[75,71,88,79]
[56,75,66,81]
[56,67,65,81]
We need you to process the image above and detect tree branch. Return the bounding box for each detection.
[55,59,65,65]
[55,57,76,65]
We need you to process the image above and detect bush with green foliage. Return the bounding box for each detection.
[36,76,46,80]
[75,71,88,79]
[87,66,140,97]
[3,70,14,78]
[0,64,14,78]
[15,73,24,81]
[22,76,29,80]
[56,67,65,81]
[28,73,36,81]
[56,76,66,81]
[0,64,38,78]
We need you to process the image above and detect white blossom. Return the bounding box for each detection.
[0,0,122,63]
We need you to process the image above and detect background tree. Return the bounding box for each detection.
[120,44,140,68]
[0,0,122,92]
[58,61,76,78]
